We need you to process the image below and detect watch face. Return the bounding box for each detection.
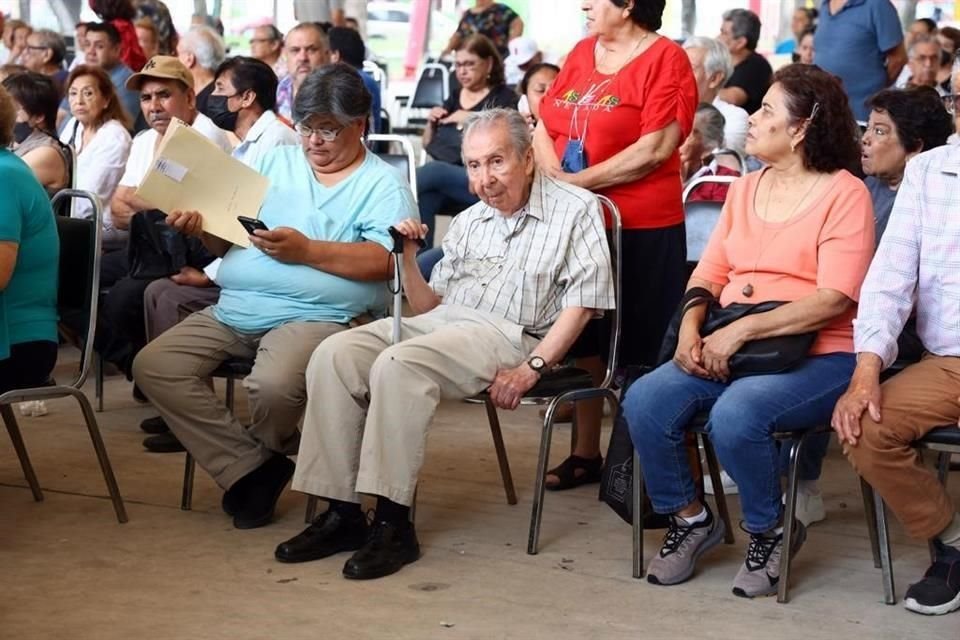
[529,356,546,370]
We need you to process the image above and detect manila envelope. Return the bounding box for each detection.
[135,118,269,247]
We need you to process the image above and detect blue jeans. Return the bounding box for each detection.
[623,353,855,533]
[416,161,478,247]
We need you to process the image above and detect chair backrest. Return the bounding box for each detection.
[362,59,387,91]
[51,189,103,389]
[368,133,418,203]
[596,195,622,390]
[682,176,736,263]
[710,147,747,175]
[410,63,450,109]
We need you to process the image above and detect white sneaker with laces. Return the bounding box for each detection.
[784,484,826,527]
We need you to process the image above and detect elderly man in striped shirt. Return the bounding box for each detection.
[276,108,615,580]
[832,143,960,616]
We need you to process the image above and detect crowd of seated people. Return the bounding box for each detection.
[5,0,960,620]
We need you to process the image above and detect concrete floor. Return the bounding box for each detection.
[2,350,959,639]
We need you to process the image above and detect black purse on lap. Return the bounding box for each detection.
[657,287,817,380]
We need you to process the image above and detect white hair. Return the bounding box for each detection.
[909,33,940,58]
[683,36,735,85]
[461,108,532,162]
[180,25,226,71]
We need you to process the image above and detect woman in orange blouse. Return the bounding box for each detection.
[622,65,874,598]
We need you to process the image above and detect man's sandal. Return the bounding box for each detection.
[545,454,603,491]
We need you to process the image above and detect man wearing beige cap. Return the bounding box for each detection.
[111,54,232,228]
[94,55,233,406]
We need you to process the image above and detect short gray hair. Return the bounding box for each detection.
[180,25,226,71]
[722,9,762,51]
[460,108,532,162]
[293,63,371,125]
[695,103,726,151]
[683,36,734,85]
[31,29,67,66]
[909,33,940,58]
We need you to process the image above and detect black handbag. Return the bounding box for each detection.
[424,123,464,165]
[127,210,213,280]
[657,287,817,379]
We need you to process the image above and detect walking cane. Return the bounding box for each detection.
[387,225,427,344]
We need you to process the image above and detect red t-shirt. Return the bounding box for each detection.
[540,36,697,229]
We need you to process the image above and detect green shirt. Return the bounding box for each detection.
[0,149,59,358]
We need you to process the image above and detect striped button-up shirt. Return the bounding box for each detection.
[854,144,960,367]
[430,171,616,338]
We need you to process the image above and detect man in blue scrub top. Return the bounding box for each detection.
[133,64,417,531]
[814,0,907,122]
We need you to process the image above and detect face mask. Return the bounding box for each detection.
[204,94,239,132]
[13,121,32,144]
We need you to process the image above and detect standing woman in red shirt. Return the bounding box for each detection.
[90,0,146,72]
[535,0,697,489]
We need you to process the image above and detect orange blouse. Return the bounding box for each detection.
[693,168,875,355]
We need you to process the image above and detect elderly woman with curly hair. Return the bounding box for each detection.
[623,64,875,598]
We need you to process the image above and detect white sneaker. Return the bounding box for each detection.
[18,401,48,417]
[786,485,826,527]
[703,470,739,495]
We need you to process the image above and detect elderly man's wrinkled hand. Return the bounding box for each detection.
[831,380,881,447]
[393,218,429,255]
[489,364,540,410]
[250,227,310,264]
[166,210,205,238]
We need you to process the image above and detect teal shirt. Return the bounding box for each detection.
[212,146,417,333]
[0,150,59,358]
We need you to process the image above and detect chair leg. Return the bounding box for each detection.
[95,353,104,412]
[860,477,882,569]
[700,435,735,544]
[928,451,952,563]
[527,397,561,555]
[225,376,235,411]
[1,404,43,502]
[778,434,806,604]
[632,448,645,579]
[305,495,318,523]
[874,488,897,605]
[72,389,127,523]
[483,397,517,506]
[181,453,195,511]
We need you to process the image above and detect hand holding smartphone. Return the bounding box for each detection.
[237,215,269,235]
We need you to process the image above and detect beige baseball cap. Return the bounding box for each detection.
[126,56,194,91]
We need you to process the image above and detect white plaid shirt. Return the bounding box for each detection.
[854,144,960,367]
[430,171,616,338]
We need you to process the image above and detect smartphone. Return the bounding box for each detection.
[237,215,269,235]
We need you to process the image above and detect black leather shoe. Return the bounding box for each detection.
[232,455,295,530]
[143,431,186,453]
[139,415,170,434]
[275,509,369,563]
[221,484,246,516]
[342,520,420,580]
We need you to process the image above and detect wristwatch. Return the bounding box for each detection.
[527,355,547,374]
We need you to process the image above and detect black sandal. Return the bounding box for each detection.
[545,454,603,491]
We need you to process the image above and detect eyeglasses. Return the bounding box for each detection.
[943,94,957,115]
[24,45,49,52]
[294,122,347,142]
[454,60,479,69]
[249,38,275,45]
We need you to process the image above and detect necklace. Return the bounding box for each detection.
[742,172,823,298]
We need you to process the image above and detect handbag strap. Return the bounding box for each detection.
[679,286,716,318]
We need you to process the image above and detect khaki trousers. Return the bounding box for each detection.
[844,354,960,540]
[132,308,346,489]
[292,305,537,506]
[143,278,221,341]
